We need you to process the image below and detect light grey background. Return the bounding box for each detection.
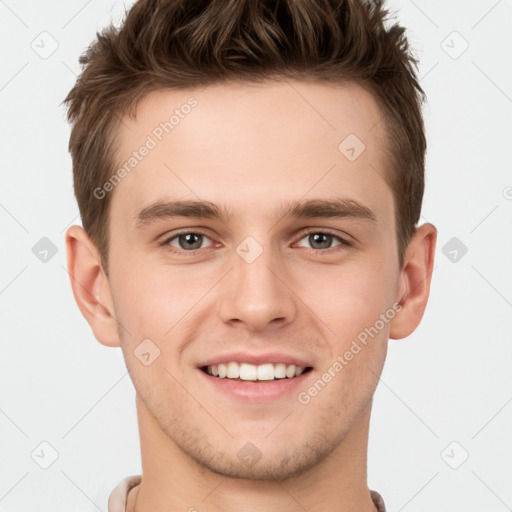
[1,1,511,511]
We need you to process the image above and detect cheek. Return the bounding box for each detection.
[109,254,212,339]
[109,235,398,349]
[298,269,391,411]
[296,262,394,404]
[298,262,395,338]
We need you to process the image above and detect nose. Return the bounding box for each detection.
[217,243,297,332]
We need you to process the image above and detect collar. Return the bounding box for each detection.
[108,475,387,512]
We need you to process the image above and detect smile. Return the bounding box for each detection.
[202,362,313,381]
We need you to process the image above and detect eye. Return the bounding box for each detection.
[296,231,348,250]
[166,232,214,252]
[161,229,351,255]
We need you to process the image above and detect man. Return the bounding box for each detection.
[64,0,436,510]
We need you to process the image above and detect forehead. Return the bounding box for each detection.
[109,80,392,226]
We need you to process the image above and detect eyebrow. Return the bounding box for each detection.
[134,197,377,228]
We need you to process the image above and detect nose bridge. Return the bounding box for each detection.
[217,236,296,330]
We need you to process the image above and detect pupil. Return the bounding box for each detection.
[179,233,202,250]
[310,233,331,249]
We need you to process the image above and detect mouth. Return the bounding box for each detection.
[200,362,314,382]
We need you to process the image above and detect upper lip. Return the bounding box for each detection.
[197,351,314,369]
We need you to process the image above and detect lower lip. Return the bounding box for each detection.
[198,368,313,402]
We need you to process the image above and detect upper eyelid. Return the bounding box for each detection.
[163,229,215,244]
[163,228,350,248]
[297,230,346,240]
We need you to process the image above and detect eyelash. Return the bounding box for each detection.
[160,229,353,256]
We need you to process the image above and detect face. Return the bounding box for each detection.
[106,80,401,479]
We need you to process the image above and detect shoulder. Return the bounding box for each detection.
[107,475,142,512]
[370,489,387,512]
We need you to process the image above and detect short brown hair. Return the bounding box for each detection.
[64,0,426,273]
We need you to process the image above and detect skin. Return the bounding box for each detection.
[66,80,436,512]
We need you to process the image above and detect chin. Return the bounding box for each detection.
[178,426,345,482]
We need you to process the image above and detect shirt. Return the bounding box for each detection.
[108,475,387,512]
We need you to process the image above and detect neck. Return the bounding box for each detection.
[132,394,377,512]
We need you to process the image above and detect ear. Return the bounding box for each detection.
[389,223,437,340]
[65,225,121,347]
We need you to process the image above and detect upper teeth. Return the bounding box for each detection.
[206,362,306,380]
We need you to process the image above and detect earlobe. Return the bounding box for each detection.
[65,225,121,347]
[389,223,437,340]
